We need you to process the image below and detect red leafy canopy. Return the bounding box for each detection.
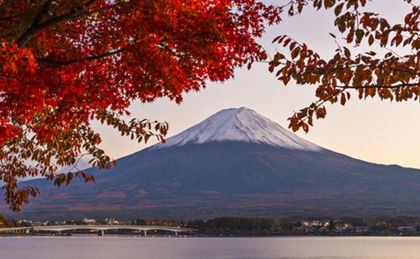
[0,0,281,211]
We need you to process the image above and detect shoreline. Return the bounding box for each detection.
[2,234,420,238]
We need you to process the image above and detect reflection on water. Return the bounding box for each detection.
[1,236,420,259]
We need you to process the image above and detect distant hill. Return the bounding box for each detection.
[7,107,420,220]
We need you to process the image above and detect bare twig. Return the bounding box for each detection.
[337,83,420,89]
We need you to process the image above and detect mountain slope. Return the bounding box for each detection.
[8,107,420,219]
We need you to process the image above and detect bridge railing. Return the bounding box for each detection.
[0,225,195,235]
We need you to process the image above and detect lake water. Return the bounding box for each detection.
[1,236,420,259]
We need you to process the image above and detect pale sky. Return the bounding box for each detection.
[93,1,420,169]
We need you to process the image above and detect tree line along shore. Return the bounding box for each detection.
[4,214,420,236]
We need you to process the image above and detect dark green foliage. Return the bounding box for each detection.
[279,219,302,232]
[202,216,280,236]
[134,218,147,225]
[328,219,335,231]
[186,219,206,230]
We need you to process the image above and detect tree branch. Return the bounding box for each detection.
[0,73,43,85]
[36,47,127,66]
[16,0,53,47]
[16,0,100,47]
[35,3,118,35]
[0,15,23,21]
[337,83,420,89]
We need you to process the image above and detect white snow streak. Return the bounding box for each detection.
[151,107,322,151]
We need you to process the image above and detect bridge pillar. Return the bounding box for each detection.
[175,232,178,237]
[143,230,147,237]
[25,229,30,234]
[98,230,104,236]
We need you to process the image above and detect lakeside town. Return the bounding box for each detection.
[3,215,420,236]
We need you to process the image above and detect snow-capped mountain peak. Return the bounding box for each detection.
[152,107,322,151]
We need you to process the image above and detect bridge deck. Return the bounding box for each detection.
[0,225,194,233]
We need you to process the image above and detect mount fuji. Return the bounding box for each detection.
[11,107,420,219]
[151,107,321,151]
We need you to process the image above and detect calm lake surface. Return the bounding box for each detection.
[1,236,420,259]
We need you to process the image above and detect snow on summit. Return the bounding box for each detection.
[152,107,322,151]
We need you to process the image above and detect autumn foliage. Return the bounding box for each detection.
[268,0,419,132]
[0,0,280,211]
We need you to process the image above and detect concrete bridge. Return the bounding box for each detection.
[0,225,195,236]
